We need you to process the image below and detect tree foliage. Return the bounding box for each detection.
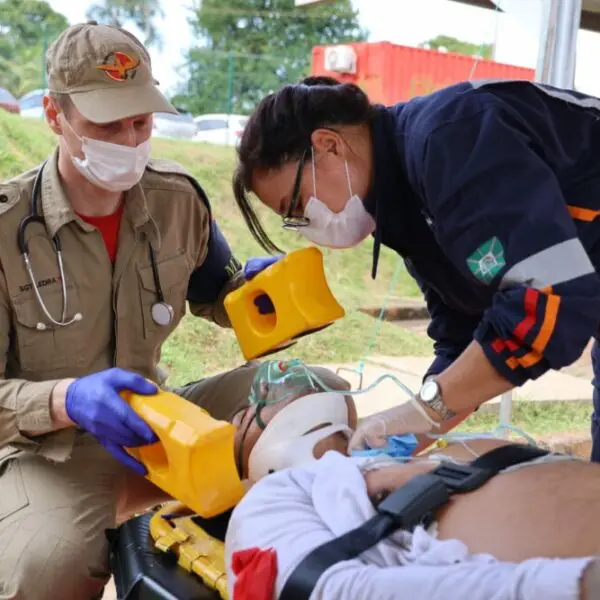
[86,0,164,49]
[172,0,367,116]
[420,35,493,60]
[0,0,69,95]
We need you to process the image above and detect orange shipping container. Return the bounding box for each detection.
[311,41,535,105]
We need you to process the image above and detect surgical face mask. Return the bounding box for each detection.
[63,117,151,192]
[300,152,375,249]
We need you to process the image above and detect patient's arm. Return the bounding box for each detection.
[364,438,600,561]
[314,556,591,600]
[365,437,512,497]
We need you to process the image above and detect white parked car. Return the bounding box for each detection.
[193,113,248,147]
[19,88,47,119]
[152,110,197,140]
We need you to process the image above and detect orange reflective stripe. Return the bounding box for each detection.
[508,349,543,369]
[504,291,560,370]
[568,205,600,222]
[506,356,519,370]
[532,293,561,353]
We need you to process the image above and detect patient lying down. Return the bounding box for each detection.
[226,365,600,599]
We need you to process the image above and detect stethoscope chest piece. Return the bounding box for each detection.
[152,301,174,326]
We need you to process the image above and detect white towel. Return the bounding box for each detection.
[225,451,592,600]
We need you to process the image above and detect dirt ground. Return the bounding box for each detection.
[560,339,596,381]
[538,430,592,459]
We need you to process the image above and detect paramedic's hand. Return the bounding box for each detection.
[348,400,437,453]
[243,256,284,314]
[65,368,159,476]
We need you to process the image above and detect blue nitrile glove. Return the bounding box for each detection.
[65,368,159,476]
[351,434,419,459]
[243,256,284,315]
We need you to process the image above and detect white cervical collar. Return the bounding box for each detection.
[247,391,352,483]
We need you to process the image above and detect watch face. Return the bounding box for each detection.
[421,380,439,403]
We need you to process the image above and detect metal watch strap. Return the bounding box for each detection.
[419,377,455,421]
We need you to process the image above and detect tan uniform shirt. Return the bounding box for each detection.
[0,148,243,462]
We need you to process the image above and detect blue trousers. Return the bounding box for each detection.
[591,340,600,462]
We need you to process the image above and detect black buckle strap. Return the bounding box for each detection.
[376,462,495,534]
[471,442,548,472]
[279,443,548,600]
[431,462,495,492]
[377,472,449,529]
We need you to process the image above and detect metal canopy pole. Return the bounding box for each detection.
[498,391,514,435]
[535,0,582,86]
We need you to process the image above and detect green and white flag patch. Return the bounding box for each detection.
[466,237,506,283]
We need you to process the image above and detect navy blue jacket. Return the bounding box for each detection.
[363,80,600,386]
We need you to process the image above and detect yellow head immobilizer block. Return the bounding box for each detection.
[225,246,345,360]
[121,389,245,518]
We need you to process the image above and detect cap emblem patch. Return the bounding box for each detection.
[96,51,139,82]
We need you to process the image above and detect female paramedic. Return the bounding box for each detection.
[233,75,600,460]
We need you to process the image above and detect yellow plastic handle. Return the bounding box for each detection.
[121,389,245,517]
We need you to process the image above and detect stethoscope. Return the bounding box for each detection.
[18,161,174,331]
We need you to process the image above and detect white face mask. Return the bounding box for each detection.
[300,151,375,249]
[63,117,151,192]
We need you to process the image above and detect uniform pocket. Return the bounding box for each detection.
[0,449,30,522]
[11,284,86,371]
[137,249,191,340]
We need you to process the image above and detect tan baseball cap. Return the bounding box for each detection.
[46,20,178,123]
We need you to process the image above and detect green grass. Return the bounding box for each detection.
[162,310,433,384]
[457,400,592,437]
[0,111,429,384]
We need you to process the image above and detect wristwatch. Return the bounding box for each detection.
[418,377,456,422]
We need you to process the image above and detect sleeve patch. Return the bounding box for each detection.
[466,236,506,283]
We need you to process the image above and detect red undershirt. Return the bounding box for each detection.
[77,202,125,263]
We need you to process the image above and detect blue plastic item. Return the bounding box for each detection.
[351,433,419,459]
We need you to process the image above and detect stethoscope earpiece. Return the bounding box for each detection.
[36,313,82,331]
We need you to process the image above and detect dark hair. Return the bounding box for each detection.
[233,75,375,253]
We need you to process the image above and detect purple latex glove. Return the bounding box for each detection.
[65,368,159,476]
[243,256,284,315]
